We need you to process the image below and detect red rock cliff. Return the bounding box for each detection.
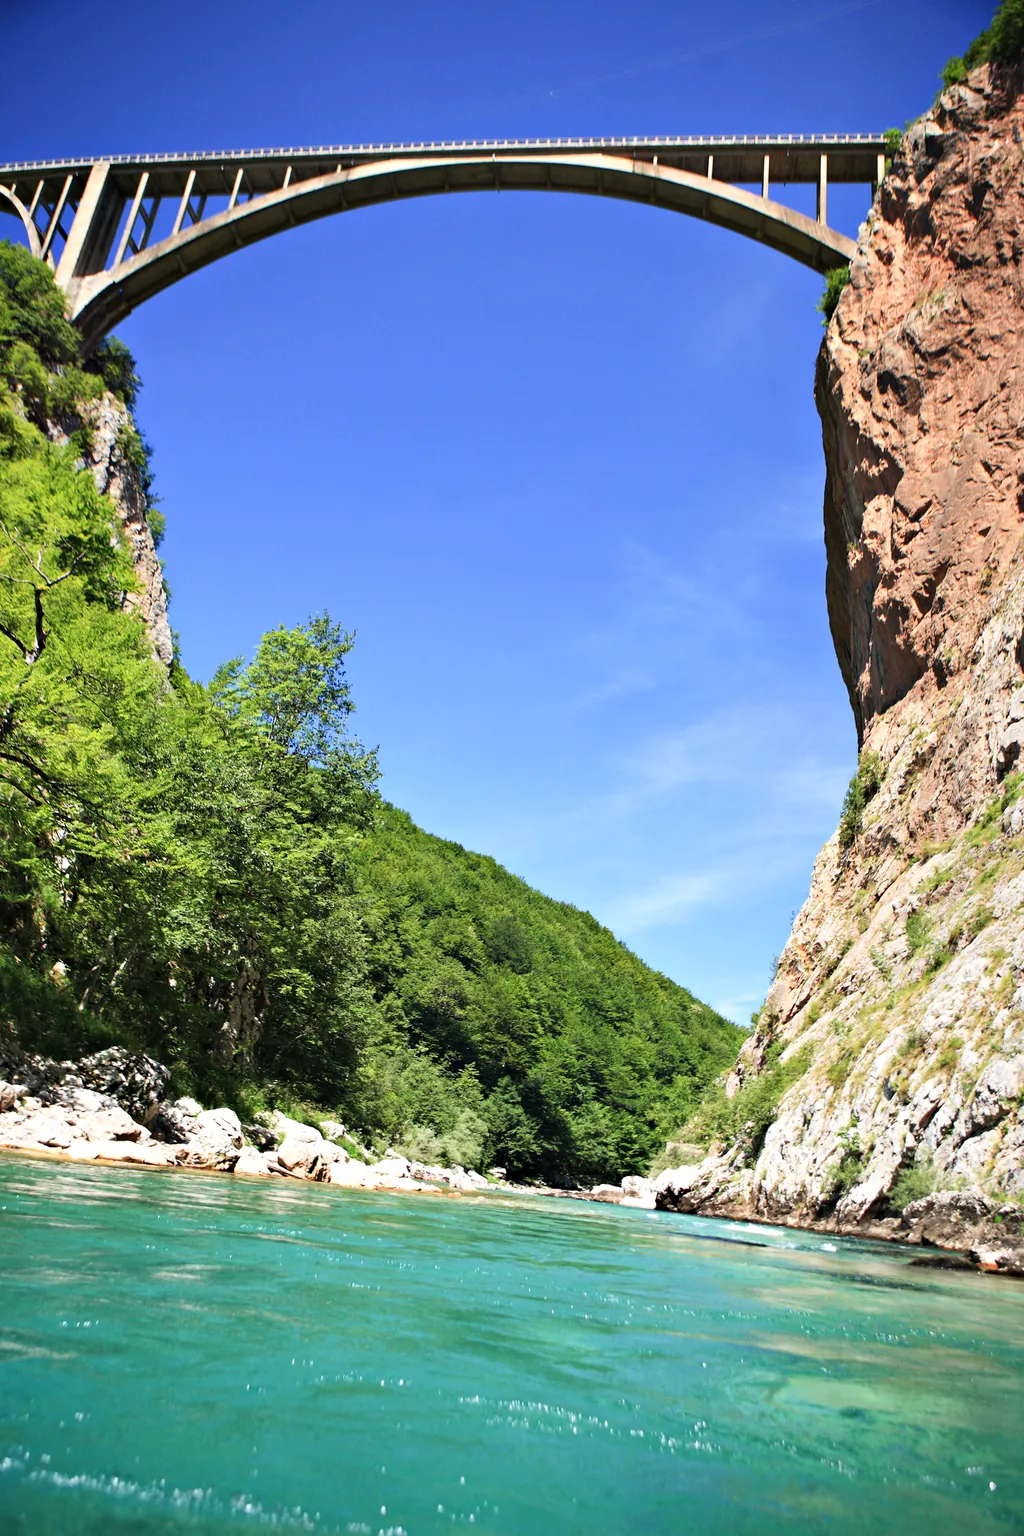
[657,63,1024,1251]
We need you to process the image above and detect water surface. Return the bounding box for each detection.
[0,1154,1021,1534]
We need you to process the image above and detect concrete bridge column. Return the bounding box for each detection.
[55,162,116,284]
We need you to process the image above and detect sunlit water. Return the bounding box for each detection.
[0,1156,1022,1534]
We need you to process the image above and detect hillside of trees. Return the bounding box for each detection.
[0,241,741,1182]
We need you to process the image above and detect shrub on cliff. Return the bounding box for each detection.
[941,0,1024,89]
[838,750,884,850]
[816,267,850,326]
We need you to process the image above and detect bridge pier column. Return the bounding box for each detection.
[816,153,828,226]
[762,154,770,200]
[55,162,121,287]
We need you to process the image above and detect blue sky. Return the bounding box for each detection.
[2,0,991,1022]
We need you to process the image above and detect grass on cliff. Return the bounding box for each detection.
[0,241,741,1184]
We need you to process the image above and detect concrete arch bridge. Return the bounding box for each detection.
[0,136,886,350]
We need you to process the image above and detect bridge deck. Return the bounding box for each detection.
[0,134,887,201]
[0,136,883,347]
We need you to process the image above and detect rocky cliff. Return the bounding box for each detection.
[51,391,172,668]
[658,62,1024,1266]
[83,395,173,669]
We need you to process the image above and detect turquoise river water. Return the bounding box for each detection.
[0,1155,1022,1535]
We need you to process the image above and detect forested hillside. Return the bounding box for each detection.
[0,241,740,1181]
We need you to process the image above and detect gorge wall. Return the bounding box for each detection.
[84,395,173,670]
[49,391,172,668]
[659,62,1024,1246]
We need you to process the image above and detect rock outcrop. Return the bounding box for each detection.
[49,390,172,667]
[658,61,1024,1269]
[83,393,173,668]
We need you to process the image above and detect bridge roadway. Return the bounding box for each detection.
[0,136,886,348]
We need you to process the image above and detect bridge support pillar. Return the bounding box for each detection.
[762,154,770,200]
[816,153,828,226]
[54,162,117,287]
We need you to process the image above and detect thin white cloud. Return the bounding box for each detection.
[607,870,723,932]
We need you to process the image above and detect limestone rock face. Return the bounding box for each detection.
[83,394,173,668]
[671,63,1024,1242]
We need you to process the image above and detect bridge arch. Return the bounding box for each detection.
[0,138,881,350]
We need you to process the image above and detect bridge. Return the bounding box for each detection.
[0,136,886,350]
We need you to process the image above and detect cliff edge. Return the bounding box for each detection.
[659,62,1024,1265]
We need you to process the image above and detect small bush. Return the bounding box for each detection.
[888,1159,943,1213]
[897,1026,926,1060]
[941,55,969,87]
[905,911,930,953]
[925,945,954,976]
[838,751,885,849]
[822,1148,863,1204]
[817,266,851,326]
[86,336,142,409]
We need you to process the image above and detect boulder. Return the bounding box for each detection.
[18,1112,73,1149]
[369,1156,412,1180]
[620,1176,656,1209]
[328,1160,373,1188]
[898,1188,998,1246]
[75,1048,169,1122]
[178,1107,243,1171]
[0,1082,18,1112]
[234,1148,273,1177]
[150,1097,201,1144]
[269,1113,322,1145]
[89,1139,178,1167]
[242,1122,278,1152]
[277,1134,325,1174]
[590,1184,623,1202]
[77,1105,146,1142]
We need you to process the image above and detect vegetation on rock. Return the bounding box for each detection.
[816,266,850,326]
[837,751,884,850]
[0,242,740,1183]
[942,0,1024,92]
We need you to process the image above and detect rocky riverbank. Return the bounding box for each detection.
[0,1048,497,1195]
[5,1046,1021,1274]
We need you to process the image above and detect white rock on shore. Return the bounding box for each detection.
[0,1053,497,1199]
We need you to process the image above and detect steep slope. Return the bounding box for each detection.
[353,804,741,1180]
[658,59,1024,1241]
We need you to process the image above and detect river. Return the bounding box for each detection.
[0,1154,1021,1533]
